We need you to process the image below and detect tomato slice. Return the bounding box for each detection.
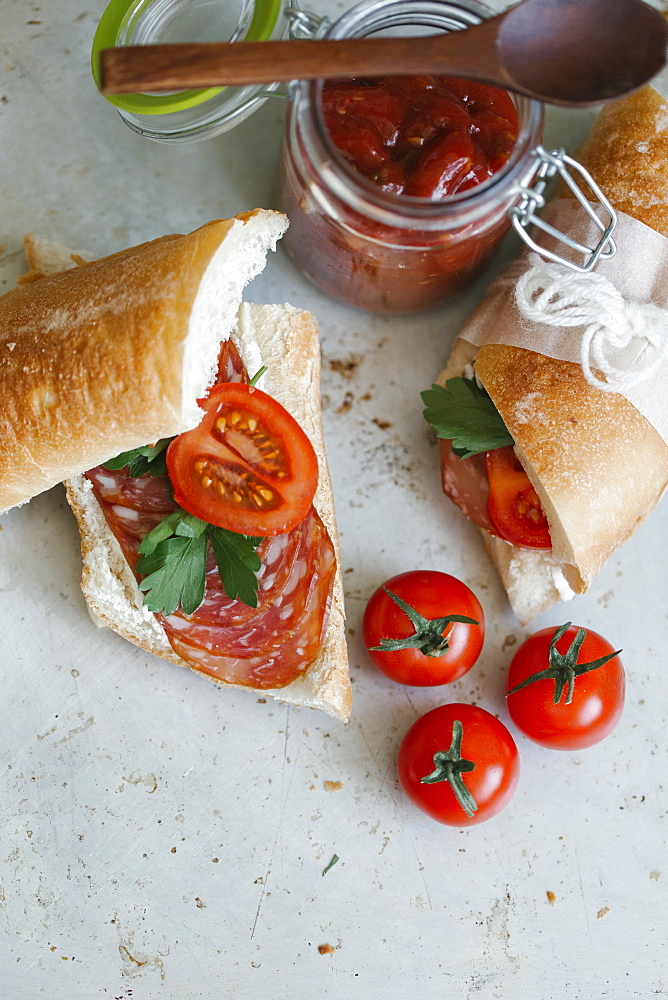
[166,383,318,536]
[485,446,551,549]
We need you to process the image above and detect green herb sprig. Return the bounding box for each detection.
[421,376,514,459]
[104,438,172,478]
[136,509,263,615]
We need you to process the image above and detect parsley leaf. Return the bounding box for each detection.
[138,511,209,614]
[139,511,185,556]
[105,440,265,613]
[136,508,263,614]
[104,438,172,477]
[421,377,514,459]
[138,532,208,615]
[209,527,263,608]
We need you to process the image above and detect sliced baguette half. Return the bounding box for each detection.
[14,222,351,722]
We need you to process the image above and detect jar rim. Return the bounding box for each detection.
[92,0,283,115]
[294,0,544,231]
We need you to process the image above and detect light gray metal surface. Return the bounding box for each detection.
[1,2,666,997]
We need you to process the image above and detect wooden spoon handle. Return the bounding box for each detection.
[100,25,502,94]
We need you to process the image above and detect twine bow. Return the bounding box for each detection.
[514,254,668,392]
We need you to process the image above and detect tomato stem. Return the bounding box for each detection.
[506,622,622,705]
[421,719,478,818]
[249,366,267,387]
[367,588,478,658]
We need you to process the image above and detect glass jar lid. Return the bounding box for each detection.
[92,0,283,116]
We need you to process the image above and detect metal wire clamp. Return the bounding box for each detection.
[285,7,331,39]
[509,145,617,272]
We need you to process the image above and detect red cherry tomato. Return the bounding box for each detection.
[486,446,551,549]
[397,703,520,826]
[166,383,318,536]
[506,623,624,750]
[362,570,484,686]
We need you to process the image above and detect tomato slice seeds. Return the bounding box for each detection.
[486,445,552,549]
[167,383,319,537]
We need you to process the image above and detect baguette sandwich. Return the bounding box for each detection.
[424,86,668,625]
[0,211,351,721]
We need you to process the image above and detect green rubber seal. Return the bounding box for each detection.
[92,0,282,115]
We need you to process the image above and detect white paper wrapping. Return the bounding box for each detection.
[461,199,668,442]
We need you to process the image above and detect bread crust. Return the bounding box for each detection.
[474,344,668,592]
[561,85,668,238]
[0,212,287,513]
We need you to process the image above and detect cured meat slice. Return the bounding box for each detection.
[439,439,492,533]
[88,466,174,512]
[215,339,248,385]
[439,439,553,550]
[161,508,336,688]
[86,465,175,571]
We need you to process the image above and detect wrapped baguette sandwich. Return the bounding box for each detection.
[424,85,668,625]
[0,212,350,721]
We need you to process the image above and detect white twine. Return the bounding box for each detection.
[514,254,668,392]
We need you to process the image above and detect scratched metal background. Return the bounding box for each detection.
[1,1,667,997]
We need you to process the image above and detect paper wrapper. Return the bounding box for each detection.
[461,199,668,443]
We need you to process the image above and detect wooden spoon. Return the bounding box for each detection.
[99,0,667,108]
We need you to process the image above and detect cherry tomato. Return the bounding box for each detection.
[397,703,520,826]
[362,570,484,686]
[506,623,625,750]
[166,382,318,536]
[486,445,551,549]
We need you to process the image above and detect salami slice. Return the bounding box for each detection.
[161,508,335,689]
[86,465,175,571]
[439,439,492,534]
[215,339,249,385]
[84,339,336,689]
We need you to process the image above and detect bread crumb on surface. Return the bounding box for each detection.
[328,354,363,379]
[546,891,556,905]
[318,944,336,955]
[324,780,342,792]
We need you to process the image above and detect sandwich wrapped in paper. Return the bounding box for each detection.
[0,212,350,720]
[425,86,668,624]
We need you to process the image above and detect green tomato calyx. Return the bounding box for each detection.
[421,719,478,818]
[367,588,479,658]
[506,622,621,706]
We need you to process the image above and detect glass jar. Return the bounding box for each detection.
[91,0,303,142]
[93,0,617,306]
[277,0,544,313]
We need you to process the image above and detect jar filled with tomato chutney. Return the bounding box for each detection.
[278,0,544,313]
